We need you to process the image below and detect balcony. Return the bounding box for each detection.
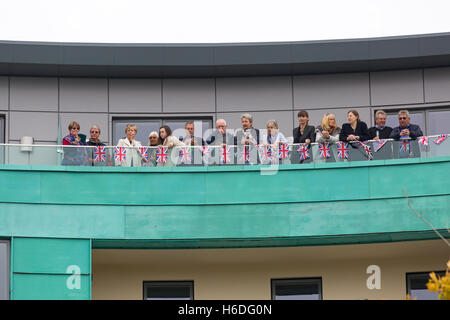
[0,137,449,249]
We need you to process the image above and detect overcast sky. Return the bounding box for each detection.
[2,0,450,43]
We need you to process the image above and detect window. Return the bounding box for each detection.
[112,118,213,145]
[0,240,9,300]
[271,278,322,300]
[406,272,445,300]
[143,281,194,300]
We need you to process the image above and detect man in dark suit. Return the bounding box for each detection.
[368,110,393,140]
[207,119,234,146]
[389,110,423,140]
[181,121,205,146]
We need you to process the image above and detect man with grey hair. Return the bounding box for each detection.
[389,110,423,140]
[368,110,392,140]
[234,113,260,145]
[207,119,234,146]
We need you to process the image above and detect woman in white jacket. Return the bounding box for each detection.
[115,124,144,167]
[157,125,185,167]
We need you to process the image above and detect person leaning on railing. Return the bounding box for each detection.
[116,123,145,167]
[293,110,316,144]
[315,113,341,143]
[265,120,288,145]
[339,110,370,142]
[61,121,89,166]
[158,125,185,167]
[389,109,423,141]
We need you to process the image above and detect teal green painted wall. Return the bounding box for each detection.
[11,238,91,300]
[0,157,449,247]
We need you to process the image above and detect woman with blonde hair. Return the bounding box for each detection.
[315,113,341,143]
[115,124,144,167]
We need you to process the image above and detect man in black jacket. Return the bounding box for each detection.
[389,110,423,140]
[368,110,392,140]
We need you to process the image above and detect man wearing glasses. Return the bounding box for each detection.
[389,110,423,140]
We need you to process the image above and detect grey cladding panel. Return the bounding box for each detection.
[10,111,58,141]
[163,78,215,113]
[370,69,424,106]
[0,77,8,110]
[216,77,292,112]
[109,79,162,113]
[60,78,108,112]
[10,77,58,111]
[293,73,370,109]
[424,67,450,102]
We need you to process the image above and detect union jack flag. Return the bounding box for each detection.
[357,141,373,159]
[240,146,251,163]
[94,146,106,162]
[278,143,290,160]
[114,146,126,162]
[418,136,429,146]
[297,143,310,161]
[318,142,331,159]
[374,139,388,152]
[258,145,272,163]
[336,142,349,159]
[156,146,168,164]
[138,146,149,161]
[201,145,211,163]
[179,147,192,164]
[220,145,232,164]
[433,134,448,145]
[399,139,410,154]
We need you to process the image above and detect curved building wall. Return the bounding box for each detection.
[1,67,450,145]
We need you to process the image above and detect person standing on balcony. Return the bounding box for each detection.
[265,120,288,145]
[181,121,205,146]
[158,125,185,167]
[368,110,392,140]
[207,119,234,146]
[86,125,109,166]
[293,110,315,144]
[147,131,159,167]
[86,125,105,146]
[315,113,341,143]
[389,110,423,141]
[339,110,370,142]
[234,113,260,146]
[62,121,88,166]
[116,124,144,167]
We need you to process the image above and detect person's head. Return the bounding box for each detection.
[321,113,337,132]
[241,113,253,130]
[68,121,80,136]
[347,110,360,125]
[266,120,279,136]
[125,124,137,140]
[89,125,101,140]
[159,125,172,140]
[148,131,159,146]
[297,110,309,126]
[185,121,195,137]
[398,110,410,128]
[375,110,387,128]
[216,119,227,134]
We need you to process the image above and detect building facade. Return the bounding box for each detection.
[0,33,449,300]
